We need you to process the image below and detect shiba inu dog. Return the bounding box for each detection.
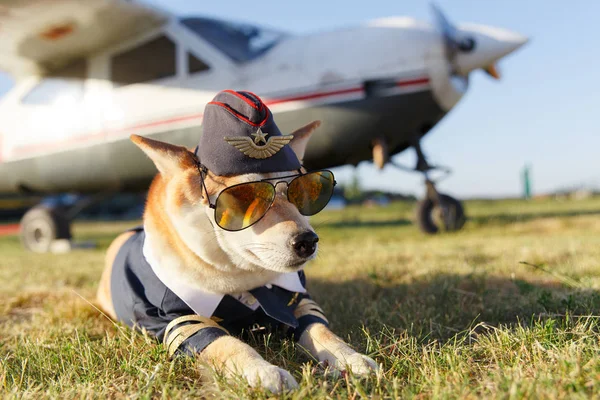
[96,90,377,393]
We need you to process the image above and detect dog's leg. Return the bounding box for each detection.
[294,297,377,375]
[201,336,298,393]
[298,323,378,376]
[96,231,135,320]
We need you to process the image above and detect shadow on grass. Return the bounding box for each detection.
[318,206,600,230]
[307,273,600,343]
[469,209,600,226]
[317,218,412,229]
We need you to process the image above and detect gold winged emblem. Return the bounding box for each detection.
[224,128,293,159]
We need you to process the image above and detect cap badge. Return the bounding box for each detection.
[224,128,294,159]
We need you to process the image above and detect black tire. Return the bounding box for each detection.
[19,206,72,253]
[416,194,466,234]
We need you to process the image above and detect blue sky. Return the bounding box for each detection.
[1,1,597,198]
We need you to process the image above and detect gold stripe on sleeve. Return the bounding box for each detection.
[163,315,229,358]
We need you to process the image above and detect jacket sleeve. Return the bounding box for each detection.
[114,229,230,358]
[161,315,230,358]
[130,293,229,358]
[290,271,329,341]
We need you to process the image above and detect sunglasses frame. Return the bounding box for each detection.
[196,163,337,232]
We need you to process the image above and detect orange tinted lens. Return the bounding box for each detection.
[288,171,334,216]
[215,182,275,231]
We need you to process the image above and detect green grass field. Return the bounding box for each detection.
[3,197,600,399]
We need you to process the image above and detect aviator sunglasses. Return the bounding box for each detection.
[196,164,336,231]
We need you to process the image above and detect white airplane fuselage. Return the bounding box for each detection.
[0,14,526,194]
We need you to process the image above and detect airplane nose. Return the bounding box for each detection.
[454,24,528,75]
[291,231,319,258]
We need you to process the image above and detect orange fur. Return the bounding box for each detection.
[96,230,135,320]
[142,170,274,289]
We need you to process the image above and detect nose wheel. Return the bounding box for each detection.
[416,180,465,234]
[387,138,466,234]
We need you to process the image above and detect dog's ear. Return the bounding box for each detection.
[130,135,196,176]
[289,120,321,162]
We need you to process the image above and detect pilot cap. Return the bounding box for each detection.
[195,90,301,175]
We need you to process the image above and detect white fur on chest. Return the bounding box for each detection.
[142,229,306,317]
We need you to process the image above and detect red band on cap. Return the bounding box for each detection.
[240,90,266,113]
[223,89,266,113]
[208,101,269,127]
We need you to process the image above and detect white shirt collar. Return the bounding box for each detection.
[142,231,306,317]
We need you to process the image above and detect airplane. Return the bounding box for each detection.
[0,0,527,252]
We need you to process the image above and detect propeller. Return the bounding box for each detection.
[431,3,500,80]
[483,64,501,79]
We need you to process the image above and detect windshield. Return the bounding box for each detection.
[181,17,288,63]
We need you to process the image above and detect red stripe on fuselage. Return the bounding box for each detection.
[8,76,429,158]
[265,86,363,106]
[12,113,204,155]
[396,77,430,87]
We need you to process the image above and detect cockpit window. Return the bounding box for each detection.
[180,17,287,63]
[21,58,87,105]
[111,35,176,86]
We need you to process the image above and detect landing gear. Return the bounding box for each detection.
[19,192,115,252]
[20,206,71,253]
[416,181,465,234]
[389,139,466,234]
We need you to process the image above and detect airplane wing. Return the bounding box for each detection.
[0,0,169,77]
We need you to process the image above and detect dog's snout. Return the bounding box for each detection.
[291,231,319,258]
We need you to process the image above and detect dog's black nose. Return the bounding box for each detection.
[292,231,319,258]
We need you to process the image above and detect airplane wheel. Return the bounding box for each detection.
[20,206,72,253]
[416,194,465,234]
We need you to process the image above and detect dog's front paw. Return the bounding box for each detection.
[244,363,299,393]
[327,352,378,377]
[340,352,378,376]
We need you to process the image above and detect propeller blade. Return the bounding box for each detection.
[431,3,458,44]
[483,64,501,80]
[431,3,476,67]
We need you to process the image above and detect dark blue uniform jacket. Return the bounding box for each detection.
[111,228,327,355]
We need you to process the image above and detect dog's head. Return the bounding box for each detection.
[131,120,321,275]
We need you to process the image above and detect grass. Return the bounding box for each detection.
[3,197,600,398]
